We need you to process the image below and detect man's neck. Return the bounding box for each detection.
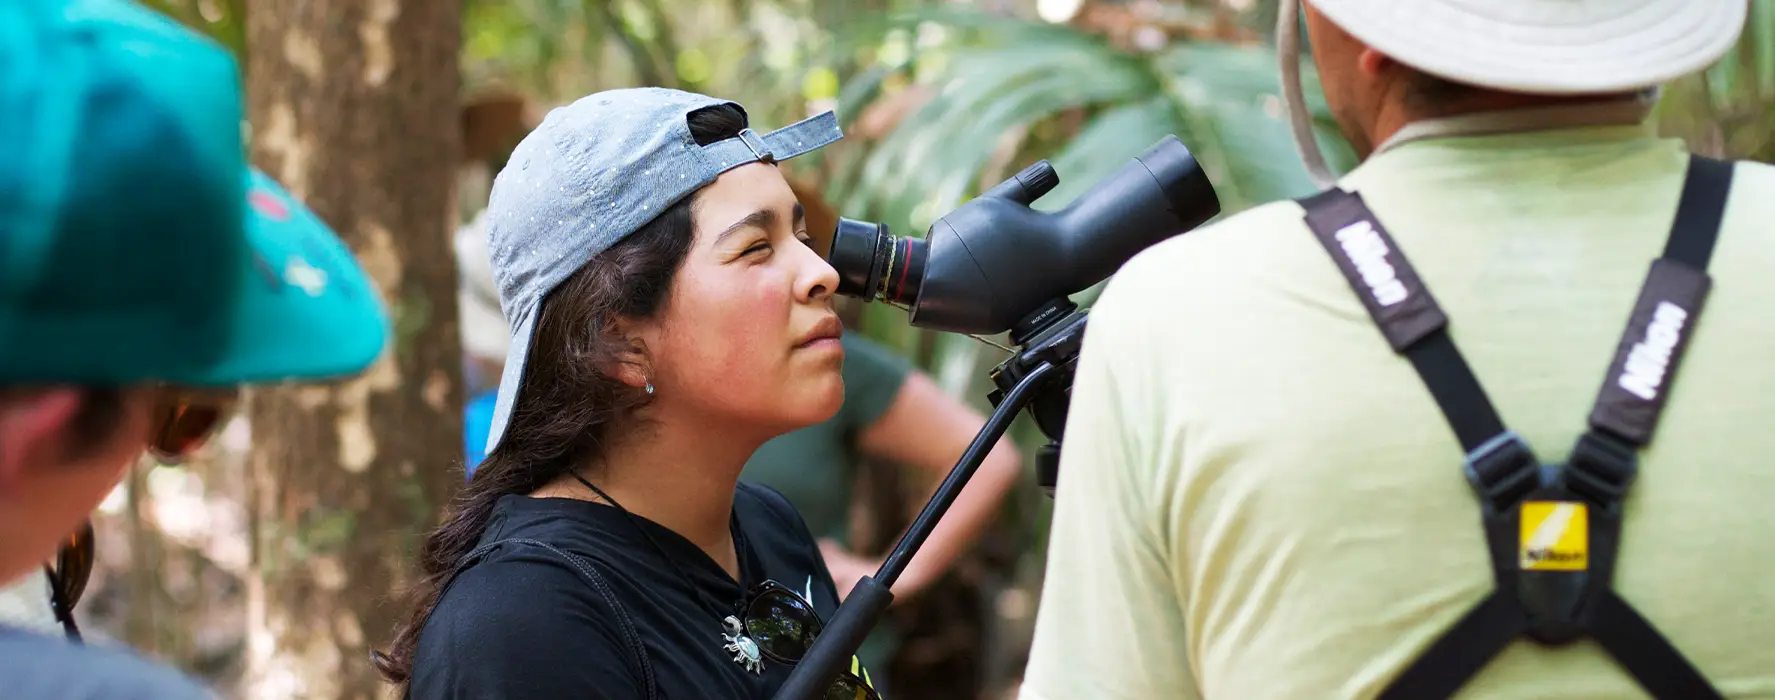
[1367,89,1646,159]
[536,410,766,580]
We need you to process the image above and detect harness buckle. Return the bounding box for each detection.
[1565,430,1638,513]
[1462,431,1539,516]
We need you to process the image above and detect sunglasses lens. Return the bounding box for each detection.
[745,587,822,663]
[149,392,234,463]
[52,520,95,611]
[824,674,881,700]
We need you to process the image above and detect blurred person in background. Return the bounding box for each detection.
[0,1,389,697]
[454,92,538,475]
[740,183,1024,699]
[375,88,885,700]
[455,211,507,474]
[1022,1,1773,699]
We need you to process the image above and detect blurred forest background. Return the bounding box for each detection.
[75,0,1775,698]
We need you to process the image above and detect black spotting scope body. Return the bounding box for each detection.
[828,135,1221,336]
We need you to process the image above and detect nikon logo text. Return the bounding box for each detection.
[1334,220,1408,307]
[1618,301,1689,401]
[1523,548,1585,565]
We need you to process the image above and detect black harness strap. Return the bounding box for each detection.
[1298,187,1505,453]
[1298,155,1735,700]
[1376,590,1527,699]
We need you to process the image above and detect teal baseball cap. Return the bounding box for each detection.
[0,0,388,387]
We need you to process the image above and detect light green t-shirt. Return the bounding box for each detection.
[1021,115,1775,699]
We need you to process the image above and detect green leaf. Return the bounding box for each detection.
[1154,42,1330,208]
[840,20,1162,239]
[1037,96,1188,212]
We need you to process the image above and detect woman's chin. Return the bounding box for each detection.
[782,371,845,426]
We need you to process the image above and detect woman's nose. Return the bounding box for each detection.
[799,245,839,302]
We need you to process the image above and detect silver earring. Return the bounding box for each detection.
[645,381,655,395]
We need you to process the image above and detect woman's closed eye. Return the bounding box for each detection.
[740,231,813,259]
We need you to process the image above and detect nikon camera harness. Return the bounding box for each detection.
[1298,155,1735,700]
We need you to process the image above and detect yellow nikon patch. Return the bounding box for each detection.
[1519,500,1589,571]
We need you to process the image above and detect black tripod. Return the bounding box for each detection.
[773,303,1087,700]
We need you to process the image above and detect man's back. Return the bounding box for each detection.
[1022,118,1775,698]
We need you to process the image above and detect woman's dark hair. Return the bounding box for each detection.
[372,102,750,685]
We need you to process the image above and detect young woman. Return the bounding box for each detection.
[373,89,882,700]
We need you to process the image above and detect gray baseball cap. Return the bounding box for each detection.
[480,87,844,452]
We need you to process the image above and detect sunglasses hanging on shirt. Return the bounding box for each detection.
[42,519,94,641]
[39,385,239,642]
[725,581,879,700]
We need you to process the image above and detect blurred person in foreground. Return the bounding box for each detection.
[0,1,389,697]
[1021,1,1773,699]
[374,89,884,699]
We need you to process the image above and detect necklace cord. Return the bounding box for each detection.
[570,469,750,621]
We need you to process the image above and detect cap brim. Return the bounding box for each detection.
[483,311,537,454]
[177,169,389,385]
[1314,0,1747,94]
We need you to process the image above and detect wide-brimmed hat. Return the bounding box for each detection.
[1277,0,1748,187]
[1311,0,1747,95]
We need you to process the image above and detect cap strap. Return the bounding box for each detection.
[737,129,775,163]
[702,110,843,172]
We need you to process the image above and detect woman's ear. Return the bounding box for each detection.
[603,317,655,390]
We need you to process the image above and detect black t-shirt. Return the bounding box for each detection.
[0,624,216,699]
[408,481,877,700]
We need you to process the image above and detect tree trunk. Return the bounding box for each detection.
[243,2,463,698]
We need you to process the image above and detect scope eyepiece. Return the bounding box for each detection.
[828,217,925,305]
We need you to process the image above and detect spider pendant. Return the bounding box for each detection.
[723,615,764,674]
